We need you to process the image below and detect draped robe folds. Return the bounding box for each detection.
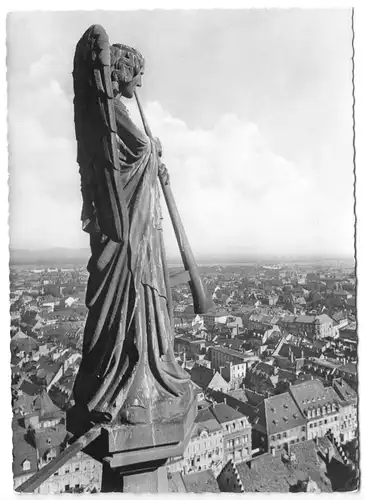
[73,98,190,419]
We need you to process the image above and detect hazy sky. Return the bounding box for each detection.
[7,9,354,258]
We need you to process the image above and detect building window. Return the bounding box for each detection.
[271,435,276,441]
[324,419,328,424]
[277,433,281,439]
[283,432,287,438]
[65,485,70,492]
[301,426,305,432]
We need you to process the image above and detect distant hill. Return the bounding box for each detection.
[10,247,90,265]
[9,247,354,268]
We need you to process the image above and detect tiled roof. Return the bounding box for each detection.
[335,362,357,375]
[195,407,215,423]
[193,418,222,436]
[32,390,63,417]
[210,346,259,362]
[277,343,313,359]
[289,380,340,416]
[190,365,228,391]
[18,380,43,397]
[252,362,276,376]
[34,425,67,457]
[296,315,316,324]
[332,379,357,403]
[245,389,266,407]
[235,440,332,492]
[316,314,333,324]
[219,338,245,350]
[182,470,221,493]
[280,315,296,323]
[264,392,306,435]
[210,402,246,424]
[12,424,38,477]
[227,389,248,402]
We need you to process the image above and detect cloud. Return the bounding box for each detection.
[8,48,354,257]
[7,11,354,258]
[128,100,352,257]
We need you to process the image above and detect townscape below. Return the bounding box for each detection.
[10,259,358,493]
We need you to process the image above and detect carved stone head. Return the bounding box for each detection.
[110,44,145,98]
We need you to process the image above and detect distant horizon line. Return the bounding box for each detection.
[9,246,355,261]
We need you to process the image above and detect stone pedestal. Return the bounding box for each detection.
[67,395,197,493]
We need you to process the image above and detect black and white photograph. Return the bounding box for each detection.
[4,5,362,494]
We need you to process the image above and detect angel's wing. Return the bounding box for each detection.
[73,24,128,242]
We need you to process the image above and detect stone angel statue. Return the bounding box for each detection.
[72,25,193,426]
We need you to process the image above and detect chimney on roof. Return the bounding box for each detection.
[224,397,227,405]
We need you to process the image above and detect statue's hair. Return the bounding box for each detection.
[110,44,145,94]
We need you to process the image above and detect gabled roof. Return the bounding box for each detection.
[32,390,63,417]
[190,364,229,391]
[227,389,248,402]
[11,330,30,341]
